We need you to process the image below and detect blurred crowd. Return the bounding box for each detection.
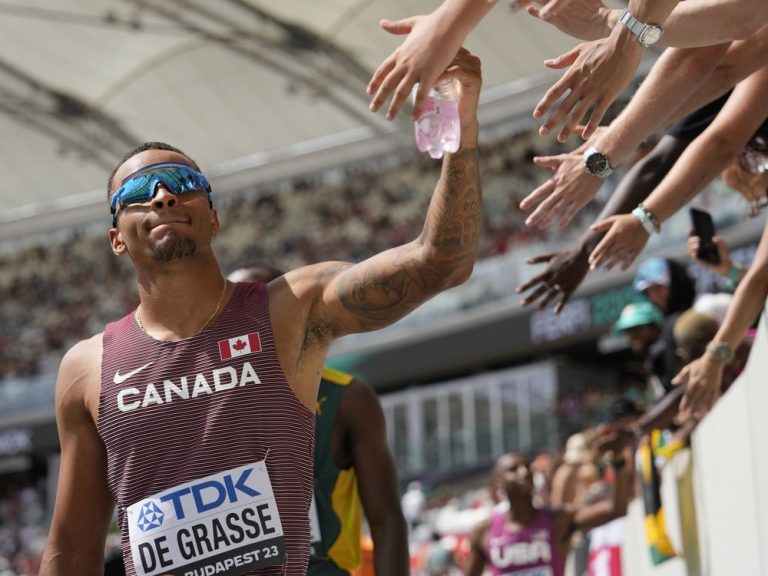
[0,482,46,576]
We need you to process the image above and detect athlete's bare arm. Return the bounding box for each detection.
[553,444,633,558]
[40,335,115,575]
[338,380,408,574]
[322,50,481,338]
[268,49,482,409]
[464,519,490,576]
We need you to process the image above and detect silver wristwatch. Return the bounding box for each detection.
[583,146,615,178]
[619,9,663,47]
[706,341,734,364]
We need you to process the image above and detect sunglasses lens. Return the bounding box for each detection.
[119,174,155,207]
[111,164,210,213]
[158,168,208,194]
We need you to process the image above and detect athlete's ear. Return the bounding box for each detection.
[210,207,220,237]
[109,226,128,256]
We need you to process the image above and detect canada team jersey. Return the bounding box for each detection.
[308,367,362,576]
[99,282,315,576]
[486,508,565,576]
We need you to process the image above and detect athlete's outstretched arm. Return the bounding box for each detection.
[342,380,408,574]
[321,49,482,337]
[40,336,115,576]
[555,430,634,548]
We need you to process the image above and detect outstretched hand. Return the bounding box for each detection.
[526,0,612,41]
[516,245,590,313]
[520,150,602,228]
[534,32,642,143]
[673,356,724,420]
[588,214,649,270]
[367,14,464,121]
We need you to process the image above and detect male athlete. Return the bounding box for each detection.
[228,263,409,575]
[465,438,633,576]
[40,48,482,576]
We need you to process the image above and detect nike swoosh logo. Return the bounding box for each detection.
[114,362,153,385]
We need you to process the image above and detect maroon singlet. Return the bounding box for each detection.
[99,282,314,576]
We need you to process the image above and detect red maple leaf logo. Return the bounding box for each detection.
[232,339,247,351]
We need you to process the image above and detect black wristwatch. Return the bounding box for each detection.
[583,146,615,178]
[619,9,663,48]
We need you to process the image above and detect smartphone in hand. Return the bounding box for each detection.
[689,207,720,265]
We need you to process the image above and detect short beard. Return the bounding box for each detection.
[151,236,197,262]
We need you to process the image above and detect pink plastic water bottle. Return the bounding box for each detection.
[414,81,461,159]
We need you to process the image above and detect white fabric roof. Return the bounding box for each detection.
[0,0,578,238]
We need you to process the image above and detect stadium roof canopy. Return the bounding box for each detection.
[0,0,578,239]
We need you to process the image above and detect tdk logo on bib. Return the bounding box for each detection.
[137,501,165,532]
[159,467,261,523]
[127,461,286,576]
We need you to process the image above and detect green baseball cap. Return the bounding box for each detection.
[613,301,664,333]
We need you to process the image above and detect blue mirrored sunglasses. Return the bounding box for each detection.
[110,162,212,226]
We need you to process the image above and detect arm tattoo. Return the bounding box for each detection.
[337,147,481,330]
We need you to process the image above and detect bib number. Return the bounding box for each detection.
[126,460,286,576]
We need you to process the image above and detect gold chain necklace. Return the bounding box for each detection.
[135,279,230,336]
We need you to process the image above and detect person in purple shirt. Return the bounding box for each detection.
[465,433,633,576]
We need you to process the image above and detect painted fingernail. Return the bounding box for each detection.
[539,126,549,136]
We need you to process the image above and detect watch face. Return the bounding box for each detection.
[640,26,662,46]
[708,343,733,363]
[586,153,608,175]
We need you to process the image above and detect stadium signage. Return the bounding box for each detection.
[530,299,591,343]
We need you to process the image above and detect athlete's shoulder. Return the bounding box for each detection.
[58,333,103,382]
[56,333,103,415]
[61,332,103,370]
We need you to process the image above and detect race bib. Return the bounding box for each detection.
[126,460,285,576]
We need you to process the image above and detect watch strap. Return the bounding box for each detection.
[618,9,662,46]
[619,9,644,38]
